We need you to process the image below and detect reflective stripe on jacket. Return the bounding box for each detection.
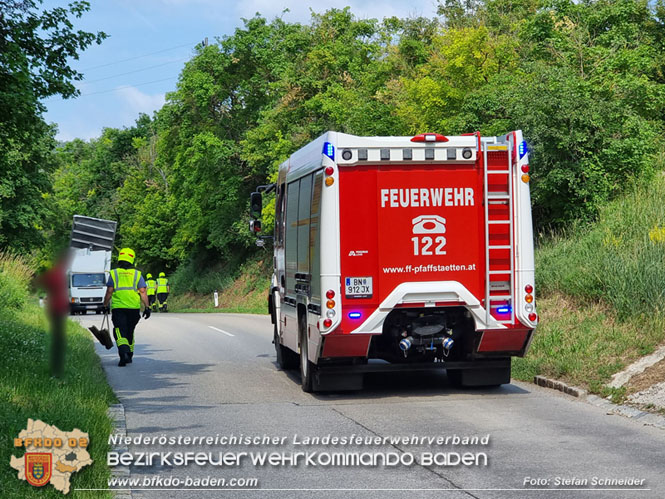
[146,279,157,296]
[156,277,168,294]
[110,268,142,309]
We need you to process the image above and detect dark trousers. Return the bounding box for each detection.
[111,308,140,359]
[157,293,168,309]
[148,294,156,306]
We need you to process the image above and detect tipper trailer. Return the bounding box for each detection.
[250,131,538,392]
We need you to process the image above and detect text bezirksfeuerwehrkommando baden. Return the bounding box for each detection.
[107,434,491,468]
[108,433,490,447]
[108,450,488,468]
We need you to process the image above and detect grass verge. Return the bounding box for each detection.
[0,303,116,498]
[513,293,665,401]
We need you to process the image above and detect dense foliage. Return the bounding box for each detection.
[0,0,105,252]
[2,1,665,287]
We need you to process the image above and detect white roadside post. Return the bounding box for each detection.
[214,290,219,308]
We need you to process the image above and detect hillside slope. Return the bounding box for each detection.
[514,176,665,398]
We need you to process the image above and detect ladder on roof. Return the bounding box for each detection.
[483,139,514,326]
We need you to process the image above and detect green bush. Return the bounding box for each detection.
[0,252,33,311]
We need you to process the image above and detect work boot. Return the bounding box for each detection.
[127,352,133,364]
[118,351,129,367]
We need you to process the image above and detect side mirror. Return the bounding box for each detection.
[250,192,262,219]
[249,220,262,233]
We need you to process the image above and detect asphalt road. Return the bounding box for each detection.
[76,312,665,499]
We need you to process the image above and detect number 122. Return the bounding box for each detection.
[412,236,446,256]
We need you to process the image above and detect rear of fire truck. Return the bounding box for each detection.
[255,130,537,392]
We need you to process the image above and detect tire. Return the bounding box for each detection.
[299,314,316,393]
[274,321,298,370]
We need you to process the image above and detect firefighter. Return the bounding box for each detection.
[156,272,169,312]
[156,272,170,312]
[145,273,158,311]
[103,248,150,366]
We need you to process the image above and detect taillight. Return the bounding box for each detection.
[521,165,530,173]
[524,285,536,322]
[326,290,335,299]
[324,165,335,186]
[323,318,333,328]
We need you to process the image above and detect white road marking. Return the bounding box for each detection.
[208,326,234,337]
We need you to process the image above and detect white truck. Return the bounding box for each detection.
[68,216,117,315]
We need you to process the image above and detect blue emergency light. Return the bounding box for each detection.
[323,142,335,160]
[348,312,362,319]
[497,306,512,314]
[518,141,528,159]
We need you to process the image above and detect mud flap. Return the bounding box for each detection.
[447,359,511,387]
[314,372,364,392]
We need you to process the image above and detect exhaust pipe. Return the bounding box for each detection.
[399,336,413,351]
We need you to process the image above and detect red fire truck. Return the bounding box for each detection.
[250,131,538,392]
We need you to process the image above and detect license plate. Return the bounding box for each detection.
[345,277,373,298]
[86,305,97,309]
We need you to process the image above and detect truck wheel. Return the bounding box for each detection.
[274,322,298,370]
[447,365,511,388]
[299,315,316,393]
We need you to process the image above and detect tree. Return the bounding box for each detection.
[0,0,106,251]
